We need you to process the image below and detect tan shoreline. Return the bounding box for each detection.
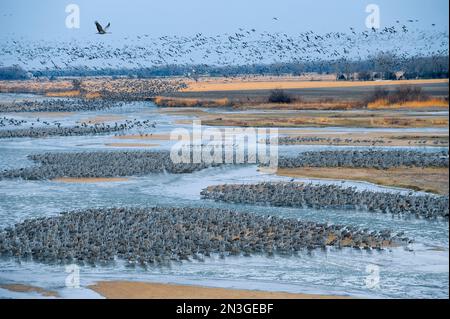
[53,177,129,183]
[89,281,351,299]
[0,284,59,297]
[277,167,449,195]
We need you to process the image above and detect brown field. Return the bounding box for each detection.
[159,108,449,145]
[182,78,449,92]
[277,167,449,195]
[156,77,449,110]
[367,98,449,109]
[45,90,80,97]
[154,95,448,111]
[0,284,59,297]
[196,110,448,128]
[153,95,366,110]
[157,98,449,129]
[89,281,350,299]
[0,80,73,93]
[153,96,231,108]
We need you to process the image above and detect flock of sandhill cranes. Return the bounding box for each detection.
[0,19,447,72]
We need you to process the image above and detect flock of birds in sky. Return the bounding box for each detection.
[0,18,448,72]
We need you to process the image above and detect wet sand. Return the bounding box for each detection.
[89,281,350,299]
[277,167,449,195]
[0,284,59,297]
[52,177,129,183]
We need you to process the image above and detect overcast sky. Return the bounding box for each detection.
[0,0,448,40]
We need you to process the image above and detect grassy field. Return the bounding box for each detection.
[158,77,449,110]
[181,78,449,92]
[367,98,448,109]
[192,110,449,128]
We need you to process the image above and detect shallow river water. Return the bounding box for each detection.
[0,96,448,298]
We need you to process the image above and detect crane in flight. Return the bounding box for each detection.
[95,21,110,34]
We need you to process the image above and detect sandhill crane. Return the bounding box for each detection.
[95,21,110,34]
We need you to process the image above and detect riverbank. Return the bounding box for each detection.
[89,281,351,299]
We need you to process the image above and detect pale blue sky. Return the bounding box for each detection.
[0,0,448,40]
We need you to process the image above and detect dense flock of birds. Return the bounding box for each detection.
[0,114,156,138]
[0,99,123,112]
[1,149,447,180]
[277,150,449,169]
[0,19,448,272]
[273,136,448,146]
[0,120,155,138]
[202,183,449,219]
[1,21,448,71]
[0,151,221,180]
[0,207,409,266]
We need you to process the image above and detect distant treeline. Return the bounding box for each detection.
[1,55,448,80]
[0,65,31,80]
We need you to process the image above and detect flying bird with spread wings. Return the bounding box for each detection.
[95,21,110,34]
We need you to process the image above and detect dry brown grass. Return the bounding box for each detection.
[277,167,449,195]
[237,100,362,110]
[202,114,448,128]
[45,90,80,97]
[0,80,73,94]
[368,98,448,109]
[163,107,449,128]
[153,96,230,107]
[182,78,449,92]
[84,91,102,99]
[154,96,363,110]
